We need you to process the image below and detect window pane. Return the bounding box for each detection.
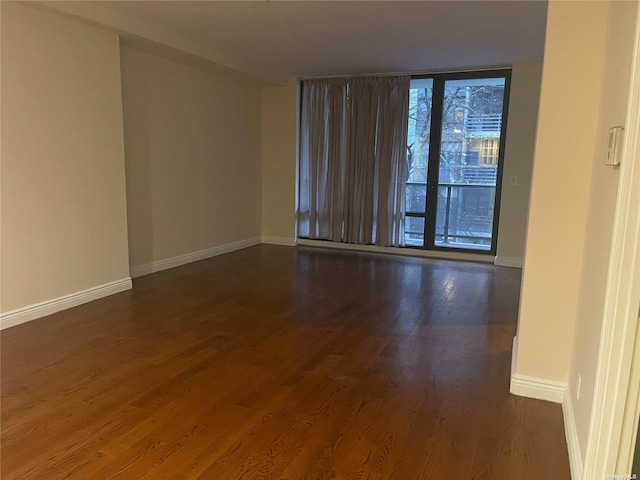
[406,78,433,214]
[435,77,505,251]
[406,182,426,213]
[405,217,425,247]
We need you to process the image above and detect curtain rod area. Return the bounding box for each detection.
[299,65,512,81]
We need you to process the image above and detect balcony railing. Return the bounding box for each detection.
[464,114,502,133]
[437,183,494,249]
[405,182,496,250]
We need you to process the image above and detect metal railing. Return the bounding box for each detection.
[437,183,495,246]
[405,182,496,249]
[464,114,502,132]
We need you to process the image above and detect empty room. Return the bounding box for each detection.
[2,1,640,479]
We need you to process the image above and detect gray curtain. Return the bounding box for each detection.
[298,75,410,247]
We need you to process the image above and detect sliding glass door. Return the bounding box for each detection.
[405,70,510,254]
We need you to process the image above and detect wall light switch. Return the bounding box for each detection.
[606,126,624,166]
[510,176,518,186]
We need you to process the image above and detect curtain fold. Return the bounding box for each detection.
[299,79,347,240]
[298,75,409,247]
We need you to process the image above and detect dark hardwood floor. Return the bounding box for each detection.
[1,245,570,479]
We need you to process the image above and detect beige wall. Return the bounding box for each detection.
[496,63,542,264]
[0,2,130,312]
[120,47,262,269]
[515,1,611,382]
[261,79,298,243]
[569,0,637,460]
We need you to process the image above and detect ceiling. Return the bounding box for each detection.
[44,1,548,85]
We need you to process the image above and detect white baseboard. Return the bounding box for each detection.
[494,256,523,268]
[510,374,566,403]
[261,236,297,246]
[563,385,583,480]
[130,236,261,278]
[0,278,132,330]
[511,339,580,477]
[297,239,494,264]
[510,336,566,403]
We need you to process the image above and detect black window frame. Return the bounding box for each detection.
[405,68,512,256]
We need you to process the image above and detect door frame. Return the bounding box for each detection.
[583,7,640,477]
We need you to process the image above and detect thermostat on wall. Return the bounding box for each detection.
[606,126,624,166]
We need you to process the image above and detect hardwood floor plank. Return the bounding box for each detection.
[1,245,570,479]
